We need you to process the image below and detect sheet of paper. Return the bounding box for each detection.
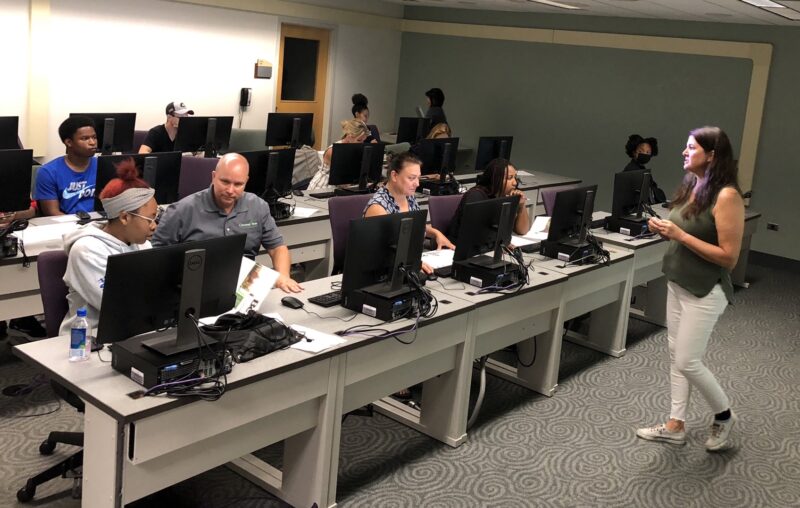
[521,216,550,241]
[51,215,79,223]
[511,235,538,247]
[290,324,347,353]
[17,223,72,248]
[291,206,318,218]
[421,248,455,269]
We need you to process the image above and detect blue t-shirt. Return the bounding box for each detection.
[34,156,97,214]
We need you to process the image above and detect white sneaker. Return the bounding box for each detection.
[636,423,686,445]
[705,412,737,451]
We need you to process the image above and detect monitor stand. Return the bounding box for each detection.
[141,249,218,356]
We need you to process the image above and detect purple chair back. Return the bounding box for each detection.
[541,184,579,216]
[428,194,462,233]
[328,194,373,274]
[178,156,217,199]
[132,130,148,153]
[37,250,69,338]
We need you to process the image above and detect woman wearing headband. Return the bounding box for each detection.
[59,159,158,336]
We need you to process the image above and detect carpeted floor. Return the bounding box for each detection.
[1,259,798,507]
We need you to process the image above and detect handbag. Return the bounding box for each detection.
[201,310,304,363]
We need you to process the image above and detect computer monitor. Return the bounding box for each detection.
[97,234,247,356]
[611,169,652,220]
[95,152,182,211]
[265,113,313,148]
[547,184,598,246]
[341,210,427,319]
[475,136,513,173]
[453,196,518,269]
[0,117,20,150]
[69,113,136,155]
[396,117,431,144]
[0,149,33,212]
[173,116,234,157]
[414,137,459,177]
[328,142,387,189]
[241,148,296,219]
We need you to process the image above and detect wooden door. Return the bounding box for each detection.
[276,24,330,150]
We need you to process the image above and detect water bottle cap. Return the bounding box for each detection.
[77,307,87,317]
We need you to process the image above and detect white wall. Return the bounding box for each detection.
[0,0,31,145]
[43,0,279,159]
[329,23,402,139]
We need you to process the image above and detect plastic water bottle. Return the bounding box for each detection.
[69,307,90,362]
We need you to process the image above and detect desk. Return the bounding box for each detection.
[14,334,341,508]
[0,201,334,322]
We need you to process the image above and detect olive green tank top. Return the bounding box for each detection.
[661,193,734,303]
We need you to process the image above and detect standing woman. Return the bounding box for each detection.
[637,126,744,451]
[424,88,447,127]
[364,152,455,272]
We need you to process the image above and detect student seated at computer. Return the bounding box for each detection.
[424,87,447,127]
[34,116,98,216]
[363,152,455,273]
[153,153,303,293]
[307,119,376,190]
[59,159,157,336]
[623,133,667,203]
[425,122,451,140]
[352,93,380,142]
[139,101,194,154]
[446,158,530,243]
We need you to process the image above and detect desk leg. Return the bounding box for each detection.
[81,405,123,508]
[567,278,632,358]
[486,306,564,397]
[418,312,476,447]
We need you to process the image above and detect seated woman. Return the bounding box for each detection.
[363,152,454,273]
[426,122,451,140]
[447,158,530,243]
[59,159,158,336]
[352,93,380,142]
[623,133,666,203]
[308,119,375,190]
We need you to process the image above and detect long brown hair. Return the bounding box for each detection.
[672,126,740,219]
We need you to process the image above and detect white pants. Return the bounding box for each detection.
[666,281,730,422]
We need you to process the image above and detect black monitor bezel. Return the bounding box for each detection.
[396,117,431,144]
[0,117,20,150]
[547,184,598,243]
[265,113,314,147]
[173,116,234,154]
[95,152,183,211]
[241,148,296,200]
[328,142,387,186]
[0,149,33,213]
[474,136,513,173]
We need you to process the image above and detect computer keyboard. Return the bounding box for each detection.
[309,191,335,199]
[308,290,342,308]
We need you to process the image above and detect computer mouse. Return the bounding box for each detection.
[426,273,438,282]
[281,296,304,309]
[292,189,304,197]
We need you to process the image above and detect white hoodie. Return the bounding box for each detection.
[59,223,150,337]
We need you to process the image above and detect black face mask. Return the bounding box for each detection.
[635,153,652,165]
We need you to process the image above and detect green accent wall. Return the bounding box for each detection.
[399,7,800,261]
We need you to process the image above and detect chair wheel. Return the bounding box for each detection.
[17,483,35,502]
[39,440,56,455]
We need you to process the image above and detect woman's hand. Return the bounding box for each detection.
[510,189,527,207]
[648,217,686,242]
[434,231,455,250]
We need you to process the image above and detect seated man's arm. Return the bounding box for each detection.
[267,244,302,293]
[38,200,62,216]
[151,204,182,247]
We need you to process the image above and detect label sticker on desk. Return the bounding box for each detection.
[469,276,483,288]
[130,367,144,386]
[362,304,377,317]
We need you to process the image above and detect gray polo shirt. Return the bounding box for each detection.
[152,186,284,258]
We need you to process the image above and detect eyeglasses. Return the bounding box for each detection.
[128,210,161,225]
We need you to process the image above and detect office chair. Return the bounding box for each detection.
[18,250,85,503]
[428,194,462,234]
[131,129,148,153]
[327,193,372,275]
[178,155,217,199]
[541,184,579,216]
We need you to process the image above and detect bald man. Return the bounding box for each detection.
[153,153,302,292]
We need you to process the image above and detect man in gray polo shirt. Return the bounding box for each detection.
[153,153,303,293]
